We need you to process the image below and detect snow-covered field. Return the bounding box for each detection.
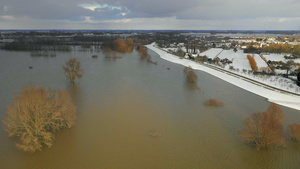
[159,46,300,94]
[200,48,269,71]
[263,53,286,62]
[200,48,223,58]
[162,48,178,53]
[262,53,300,64]
[165,47,270,71]
[146,43,300,111]
[205,49,300,94]
[229,71,300,94]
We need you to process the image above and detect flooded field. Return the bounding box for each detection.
[0,48,300,169]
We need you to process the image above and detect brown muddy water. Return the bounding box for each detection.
[0,48,300,169]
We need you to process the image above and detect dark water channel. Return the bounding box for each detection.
[0,48,299,169]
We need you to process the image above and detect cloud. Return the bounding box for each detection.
[278,17,300,23]
[3,6,9,12]
[78,3,123,11]
[0,15,15,20]
[94,0,300,20]
[0,0,299,29]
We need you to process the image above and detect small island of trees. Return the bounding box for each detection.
[2,84,76,153]
[101,38,135,58]
[239,103,300,150]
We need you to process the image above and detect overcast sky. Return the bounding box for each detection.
[0,0,299,30]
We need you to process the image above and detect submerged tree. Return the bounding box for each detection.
[137,45,157,65]
[267,102,284,124]
[125,38,134,53]
[137,45,148,60]
[113,38,128,53]
[63,58,83,84]
[184,66,198,84]
[287,124,300,141]
[101,38,134,58]
[239,103,285,150]
[2,84,76,153]
[204,99,224,107]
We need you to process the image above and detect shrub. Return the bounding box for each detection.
[137,45,148,60]
[2,84,76,153]
[247,55,258,72]
[267,102,284,124]
[204,99,224,107]
[125,38,134,53]
[63,58,83,84]
[239,103,285,150]
[113,38,128,53]
[183,66,198,83]
[287,124,300,141]
[101,38,134,57]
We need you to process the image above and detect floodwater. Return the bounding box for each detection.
[0,48,300,169]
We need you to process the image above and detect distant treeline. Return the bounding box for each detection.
[245,44,300,56]
[2,42,72,51]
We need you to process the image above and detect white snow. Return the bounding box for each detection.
[262,53,285,62]
[162,48,178,53]
[146,43,300,111]
[262,53,300,64]
[200,48,223,58]
[200,48,269,71]
[163,47,199,54]
[294,59,300,64]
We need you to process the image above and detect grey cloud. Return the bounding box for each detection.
[176,0,300,20]
[96,0,300,20]
[96,0,200,18]
[0,0,299,30]
[1,0,299,21]
[0,0,91,20]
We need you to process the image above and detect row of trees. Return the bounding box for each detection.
[184,66,198,84]
[137,45,157,65]
[137,45,148,60]
[247,55,258,72]
[245,43,300,56]
[264,43,291,54]
[262,43,300,55]
[239,103,300,150]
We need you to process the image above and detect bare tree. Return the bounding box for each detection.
[2,84,76,153]
[184,66,198,84]
[63,58,83,84]
[113,38,128,53]
[137,45,148,60]
[287,123,300,141]
[239,103,285,150]
[267,102,284,124]
[204,99,224,107]
[125,38,134,53]
[284,60,295,77]
[193,40,197,54]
